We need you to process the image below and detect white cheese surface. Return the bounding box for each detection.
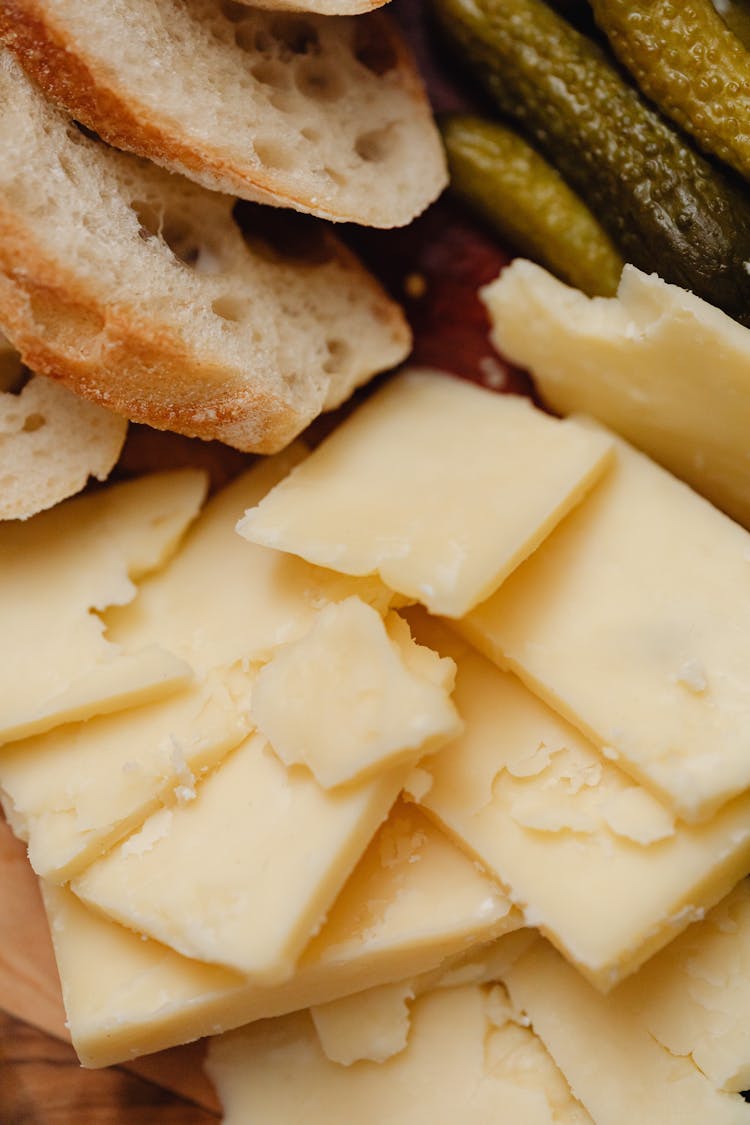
[462,430,750,822]
[238,369,613,617]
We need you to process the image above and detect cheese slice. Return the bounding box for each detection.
[252,599,461,788]
[71,732,407,977]
[482,259,750,527]
[0,663,255,883]
[626,880,750,1093]
[106,446,395,675]
[461,430,750,822]
[311,929,534,1065]
[237,369,614,617]
[206,982,593,1125]
[0,470,205,744]
[504,937,750,1125]
[406,612,750,989]
[44,804,519,1067]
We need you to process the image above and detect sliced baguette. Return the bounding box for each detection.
[228,0,389,17]
[0,0,447,227]
[0,366,128,520]
[0,51,411,452]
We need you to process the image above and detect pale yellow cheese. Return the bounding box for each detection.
[106,446,395,675]
[0,664,255,882]
[43,804,520,1066]
[206,983,593,1125]
[482,259,750,527]
[237,369,614,617]
[406,612,750,988]
[311,929,535,1065]
[71,732,408,977]
[252,599,461,788]
[622,880,750,1092]
[504,937,750,1125]
[461,430,750,822]
[0,470,205,744]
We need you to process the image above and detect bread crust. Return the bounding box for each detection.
[0,209,363,453]
[0,1,441,226]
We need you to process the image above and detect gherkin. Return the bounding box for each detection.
[434,0,750,322]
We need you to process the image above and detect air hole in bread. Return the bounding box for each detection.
[355,124,398,163]
[268,90,297,113]
[294,60,345,102]
[254,139,297,171]
[353,25,398,76]
[22,412,46,433]
[29,290,105,346]
[270,17,320,57]
[301,126,321,143]
[235,23,261,53]
[0,355,28,395]
[219,0,248,21]
[131,200,203,268]
[324,166,347,187]
[251,60,291,89]
[323,338,350,374]
[212,296,246,323]
[233,201,335,266]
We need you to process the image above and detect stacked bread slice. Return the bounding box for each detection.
[0,0,445,515]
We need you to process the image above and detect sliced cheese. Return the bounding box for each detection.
[482,259,750,526]
[205,983,592,1125]
[504,937,750,1125]
[0,664,255,883]
[461,429,750,822]
[407,612,750,989]
[252,599,460,788]
[44,804,520,1067]
[311,929,535,1065]
[237,369,614,617]
[71,732,406,977]
[106,446,395,675]
[0,470,205,743]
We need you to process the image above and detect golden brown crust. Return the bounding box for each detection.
[0,1,432,224]
[0,207,304,453]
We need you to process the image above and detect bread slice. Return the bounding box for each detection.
[230,0,388,15]
[0,0,447,227]
[0,51,411,452]
[0,343,127,521]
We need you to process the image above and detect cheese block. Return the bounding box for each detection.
[107,447,395,675]
[0,663,255,882]
[237,369,614,617]
[482,259,750,527]
[0,470,206,745]
[43,804,520,1066]
[503,936,750,1125]
[406,612,750,989]
[252,599,461,788]
[311,929,534,1065]
[627,880,750,1093]
[205,983,593,1125]
[71,732,406,977]
[461,428,750,822]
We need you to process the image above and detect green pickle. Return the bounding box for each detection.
[434,0,750,322]
[591,0,750,183]
[441,114,623,297]
[712,0,750,50]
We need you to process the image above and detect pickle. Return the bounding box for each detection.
[434,0,750,322]
[712,0,750,49]
[441,114,623,297]
[591,0,750,183]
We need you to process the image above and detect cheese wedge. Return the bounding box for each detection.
[71,732,406,977]
[252,599,461,788]
[0,470,205,744]
[482,259,750,526]
[504,936,750,1125]
[461,429,750,822]
[44,805,520,1066]
[205,983,592,1125]
[238,369,614,617]
[0,664,255,883]
[406,612,750,989]
[106,447,395,674]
